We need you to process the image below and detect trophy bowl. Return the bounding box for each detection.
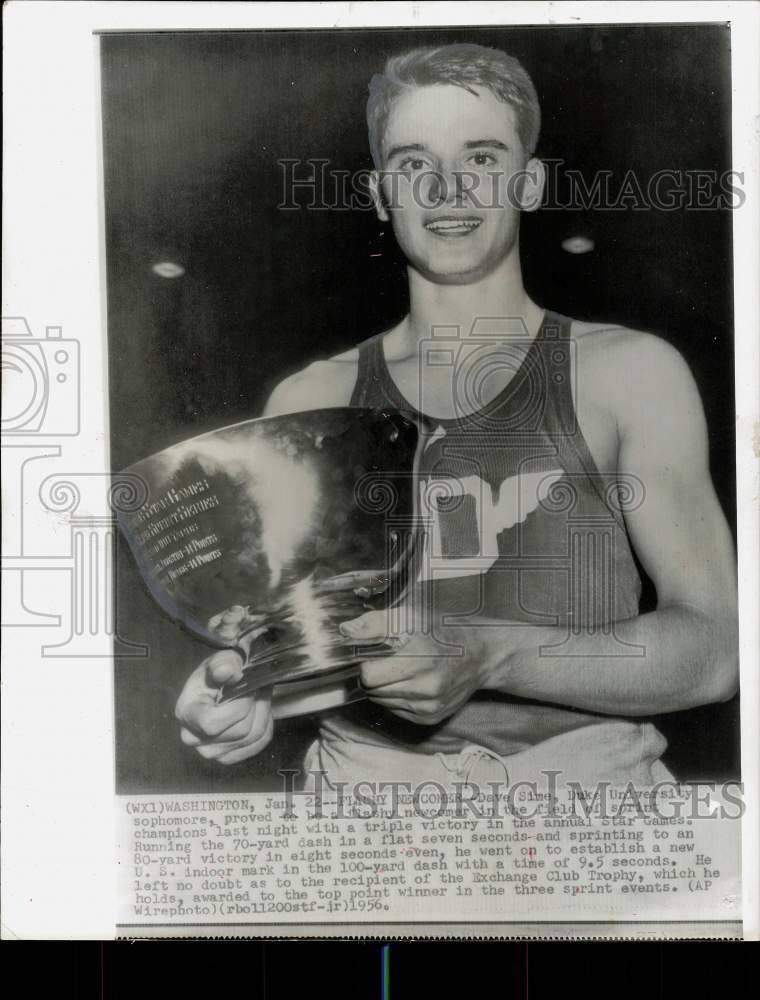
[115,408,425,718]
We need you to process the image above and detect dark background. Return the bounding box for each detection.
[102,24,739,792]
[6,941,750,996]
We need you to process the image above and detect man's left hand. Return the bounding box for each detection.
[339,606,491,726]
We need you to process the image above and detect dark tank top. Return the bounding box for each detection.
[320,310,643,756]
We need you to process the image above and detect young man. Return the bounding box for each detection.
[175,44,737,787]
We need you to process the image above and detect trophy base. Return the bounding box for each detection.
[218,640,394,717]
[271,666,365,719]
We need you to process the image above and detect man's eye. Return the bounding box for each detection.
[468,152,497,167]
[399,157,428,171]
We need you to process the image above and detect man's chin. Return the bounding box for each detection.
[410,260,497,286]
[405,240,517,286]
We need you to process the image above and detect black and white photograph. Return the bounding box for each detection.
[2,1,758,942]
[105,23,741,796]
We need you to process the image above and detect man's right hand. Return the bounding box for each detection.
[175,650,273,765]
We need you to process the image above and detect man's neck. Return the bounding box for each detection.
[402,252,544,348]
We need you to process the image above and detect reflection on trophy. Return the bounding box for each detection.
[116,408,425,718]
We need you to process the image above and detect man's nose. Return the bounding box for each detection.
[426,168,469,207]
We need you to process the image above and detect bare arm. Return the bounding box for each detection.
[481,333,738,714]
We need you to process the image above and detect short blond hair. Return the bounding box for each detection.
[367,43,541,168]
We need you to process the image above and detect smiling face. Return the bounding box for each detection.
[373,84,543,285]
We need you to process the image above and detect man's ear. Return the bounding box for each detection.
[368,170,390,222]
[516,157,546,213]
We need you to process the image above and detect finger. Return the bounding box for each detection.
[318,571,388,595]
[363,670,443,700]
[174,665,216,723]
[175,658,237,714]
[341,613,415,647]
[380,703,424,724]
[195,713,274,764]
[216,715,274,764]
[206,648,245,686]
[354,576,390,598]
[345,640,412,659]
[179,693,255,739]
[200,687,271,747]
[207,606,246,631]
[365,686,436,705]
[181,699,258,747]
[196,738,253,760]
[180,725,203,748]
[250,685,273,734]
[390,710,418,724]
[340,610,393,642]
[382,703,445,726]
[191,725,264,759]
[187,693,272,757]
[360,657,420,690]
[207,606,256,642]
[370,689,446,718]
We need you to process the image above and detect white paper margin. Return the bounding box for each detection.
[2,1,758,940]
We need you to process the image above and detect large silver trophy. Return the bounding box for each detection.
[116,408,425,718]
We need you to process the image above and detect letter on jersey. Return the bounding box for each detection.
[417,469,564,581]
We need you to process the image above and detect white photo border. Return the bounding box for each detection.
[2,1,758,940]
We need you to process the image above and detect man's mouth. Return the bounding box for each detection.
[424,216,483,237]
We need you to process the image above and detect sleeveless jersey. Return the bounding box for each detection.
[319,310,643,756]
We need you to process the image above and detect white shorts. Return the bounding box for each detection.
[302,720,675,790]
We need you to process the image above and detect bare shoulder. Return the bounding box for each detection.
[263,357,355,416]
[264,321,405,416]
[571,319,687,365]
[569,318,705,455]
[263,337,375,417]
[569,319,699,403]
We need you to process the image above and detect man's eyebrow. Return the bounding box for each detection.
[385,142,428,160]
[463,139,510,150]
[383,139,510,161]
